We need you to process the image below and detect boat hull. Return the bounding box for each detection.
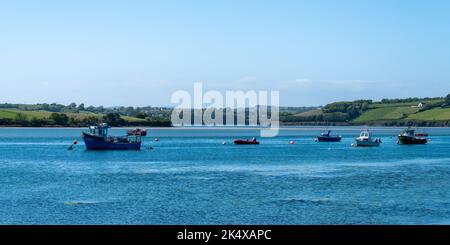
[317,136,342,142]
[398,136,427,145]
[83,133,141,150]
[234,140,260,145]
[355,140,380,147]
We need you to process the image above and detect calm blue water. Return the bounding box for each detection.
[1,126,450,224]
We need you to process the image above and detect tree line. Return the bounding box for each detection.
[0,102,172,119]
[1,95,449,127]
[0,112,171,127]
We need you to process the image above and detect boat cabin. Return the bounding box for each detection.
[401,128,415,137]
[359,130,370,140]
[88,123,110,137]
[321,130,331,136]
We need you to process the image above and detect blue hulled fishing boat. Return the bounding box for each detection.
[316,130,342,142]
[82,123,142,150]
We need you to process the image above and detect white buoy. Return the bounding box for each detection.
[222,141,227,145]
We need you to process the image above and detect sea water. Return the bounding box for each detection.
[1,127,450,224]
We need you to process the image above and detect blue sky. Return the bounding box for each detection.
[0,0,449,106]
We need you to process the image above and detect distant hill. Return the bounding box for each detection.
[1,94,449,127]
[0,103,172,127]
[287,95,450,126]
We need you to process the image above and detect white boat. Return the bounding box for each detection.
[355,129,381,147]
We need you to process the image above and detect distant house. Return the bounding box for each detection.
[412,102,424,108]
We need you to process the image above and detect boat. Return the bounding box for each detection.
[127,128,147,136]
[415,133,428,137]
[82,123,142,150]
[316,130,342,142]
[397,127,428,145]
[355,129,381,147]
[234,138,260,145]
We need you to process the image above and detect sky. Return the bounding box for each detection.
[0,0,449,107]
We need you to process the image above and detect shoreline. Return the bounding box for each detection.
[1,125,449,130]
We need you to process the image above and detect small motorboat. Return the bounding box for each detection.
[82,123,143,150]
[355,129,381,147]
[316,130,342,142]
[398,127,428,145]
[127,128,147,136]
[234,137,260,145]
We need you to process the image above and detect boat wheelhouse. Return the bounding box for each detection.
[355,129,381,147]
[82,123,142,150]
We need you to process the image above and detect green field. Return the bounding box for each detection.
[0,109,97,120]
[121,116,147,122]
[0,110,19,119]
[0,109,56,119]
[353,106,420,123]
[406,108,450,121]
[290,100,450,125]
[294,109,323,117]
[368,102,418,108]
[0,109,144,122]
[368,99,444,109]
